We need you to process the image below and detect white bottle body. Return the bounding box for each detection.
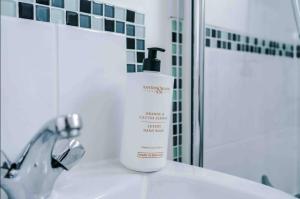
[120,72,174,172]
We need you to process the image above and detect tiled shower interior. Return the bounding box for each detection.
[1,0,187,162]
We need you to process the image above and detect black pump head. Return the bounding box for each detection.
[143,47,165,72]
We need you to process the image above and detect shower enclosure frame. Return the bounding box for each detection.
[191,0,205,167]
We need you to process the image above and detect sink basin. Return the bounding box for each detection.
[50,160,294,199]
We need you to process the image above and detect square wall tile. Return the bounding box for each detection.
[126,9,135,22]
[104,19,114,32]
[127,51,135,63]
[66,11,78,26]
[18,2,34,20]
[126,24,135,36]
[80,0,91,13]
[105,4,114,18]
[116,21,124,33]
[51,8,65,24]
[136,52,144,63]
[1,17,57,161]
[172,20,177,32]
[135,12,144,25]
[127,64,135,72]
[92,2,102,16]
[65,0,78,12]
[80,14,91,28]
[1,0,16,17]
[135,26,145,38]
[126,38,135,49]
[36,5,50,22]
[137,65,143,72]
[115,7,125,20]
[136,39,144,50]
[91,16,103,31]
[52,0,64,8]
[36,0,49,5]
[57,26,126,162]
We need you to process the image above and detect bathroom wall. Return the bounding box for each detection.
[204,0,300,194]
[1,0,191,165]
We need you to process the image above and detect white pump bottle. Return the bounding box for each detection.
[120,47,174,172]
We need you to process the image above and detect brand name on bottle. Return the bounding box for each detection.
[143,85,171,94]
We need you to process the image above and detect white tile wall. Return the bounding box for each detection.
[57,25,126,162]
[204,0,300,194]
[1,17,126,164]
[1,17,57,162]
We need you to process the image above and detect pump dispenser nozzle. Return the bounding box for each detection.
[143,47,165,72]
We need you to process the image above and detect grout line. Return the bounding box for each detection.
[55,25,60,116]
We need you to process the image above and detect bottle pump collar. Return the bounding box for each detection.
[143,47,165,72]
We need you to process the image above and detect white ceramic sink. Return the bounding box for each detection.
[50,160,294,199]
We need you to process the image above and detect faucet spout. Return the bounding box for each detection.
[0,114,85,199]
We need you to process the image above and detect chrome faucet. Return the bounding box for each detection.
[0,114,85,199]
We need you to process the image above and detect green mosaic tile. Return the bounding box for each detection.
[173,90,177,101]
[179,21,182,33]
[179,90,182,100]
[179,68,182,77]
[178,146,182,156]
[172,67,177,77]
[172,20,177,32]
[179,45,182,55]
[172,44,177,54]
[173,146,178,158]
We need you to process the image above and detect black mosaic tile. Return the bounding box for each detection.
[179,79,182,89]
[172,32,177,43]
[126,38,135,49]
[126,10,135,22]
[173,79,177,88]
[172,56,177,65]
[217,40,221,48]
[137,52,145,63]
[66,11,78,26]
[206,38,210,47]
[19,2,34,20]
[173,136,177,145]
[179,33,182,43]
[179,102,182,111]
[173,102,177,112]
[211,29,216,38]
[80,0,91,13]
[179,124,182,134]
[104,19,115,32]
[179,113,182,122]
[173,114,177,123]
[36,0,49,5]
[179,135,182,144]
[173,125,177,135]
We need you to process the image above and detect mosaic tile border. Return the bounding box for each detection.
[205,26,300,59]
[171,18,183,162]
[1,0,146,71]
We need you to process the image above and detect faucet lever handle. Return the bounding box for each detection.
[0,151,11,170]
[52,139,85,170]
